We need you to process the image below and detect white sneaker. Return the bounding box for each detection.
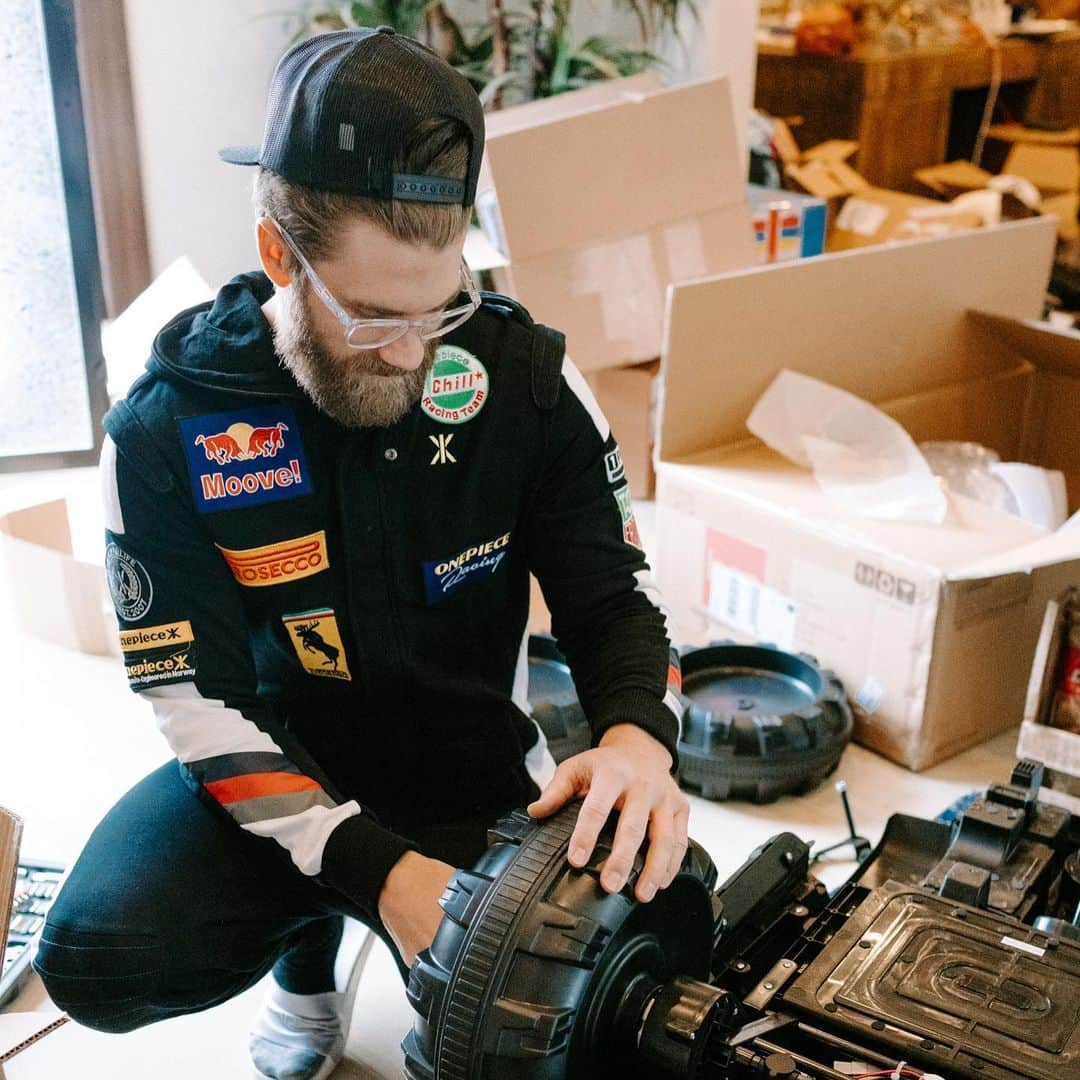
[250,919,375,1080]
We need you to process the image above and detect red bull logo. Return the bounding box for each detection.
[194,421,289,464]
[181,408,312,513]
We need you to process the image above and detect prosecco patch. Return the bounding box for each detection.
[423,531,510,604]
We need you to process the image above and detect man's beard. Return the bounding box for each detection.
[273,275,437,429]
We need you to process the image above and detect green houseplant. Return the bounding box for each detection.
[279,0,697,108]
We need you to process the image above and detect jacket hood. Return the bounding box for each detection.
[148,269,305,399]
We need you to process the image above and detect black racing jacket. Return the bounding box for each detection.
[101,269,682,918]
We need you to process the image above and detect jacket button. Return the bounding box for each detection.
[384,448,398,461]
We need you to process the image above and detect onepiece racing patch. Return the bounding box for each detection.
[119,620,196,689]
[180,406,312,513]
[282,608,351,681]
[420,345,489,425]
[422,531,510,604]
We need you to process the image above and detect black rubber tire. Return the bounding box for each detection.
[403,804,717,1080]
[676,642,853,804]
[527,635,592,764]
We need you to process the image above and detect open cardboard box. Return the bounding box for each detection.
[653,217,1080,771]
[586,360,660,499]
[1017,586,1080,813]
[0,499,118,657]
[476,73,755,372]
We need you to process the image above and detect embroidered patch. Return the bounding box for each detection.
[216,531,329,588]
[429,433,456,465]
[422,532,510,604]
[180,407,312,513]
[612,482,643,550]
[106,543,153,620]
[123,643,197,688]
[605,446,625,484]
[420,345,489,425]
[118,620,193,652]
[282,608,351,681]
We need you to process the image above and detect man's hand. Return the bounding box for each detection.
[377,851,456,967]
[527,723,690,904]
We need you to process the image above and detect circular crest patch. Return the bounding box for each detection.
[421,346,489,425]
[106,543,153,621]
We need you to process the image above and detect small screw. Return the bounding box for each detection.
[952,909,967,919]
[825,1003,838,1013]
[859,940,872,949]
[781,959,795,969]
[872,1020,885,1031]
[1011,877,1025,891]
[900,954,916,964]
[972,1062,985,1071]
[920,1040,934,1051]
[793,905,809,917]
[734,961,749,972]
[384,447,398,461]
[763,981,775,990]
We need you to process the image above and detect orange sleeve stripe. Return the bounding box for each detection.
[205,772,324,804]
[667,664,682,692]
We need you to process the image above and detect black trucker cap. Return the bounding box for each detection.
[219,26,484,205]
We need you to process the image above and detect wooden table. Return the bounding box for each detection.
[755,31,1080,193]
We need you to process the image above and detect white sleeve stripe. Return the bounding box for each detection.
[561,357,610,441]
[242,801,363,876]
[633,568,676,644]
[144,683,281,761]
[100,434,125,535]
[663,689,683,721]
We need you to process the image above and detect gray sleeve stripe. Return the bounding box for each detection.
[187,752,303,784]
[225,789,337,826]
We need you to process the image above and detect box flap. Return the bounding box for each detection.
[1003,144,1080,195]
[989,123,1080,147]
[787,158,867,200]
[658,217,1058,464]
[914,160,995,196]
[967,310,1080,376]
[485,77,746,261]
[801,139,859,164]
[954,527,1080,579]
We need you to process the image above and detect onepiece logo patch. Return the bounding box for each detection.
[282,608,351,681]
[423,532,510,604]
[421,346,489,425]
[119,620,193,652]
[180,406,312,513]
[124,647,196,688]
[106,543,153,621]
[216,532,329,588]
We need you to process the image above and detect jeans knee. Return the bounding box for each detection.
[33,922,162,1033]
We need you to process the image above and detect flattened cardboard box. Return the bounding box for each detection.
[477,74,755,372]
[654,218,1080,771]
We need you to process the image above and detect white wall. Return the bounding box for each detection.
[121,1,758,291]
[122,0,295,289]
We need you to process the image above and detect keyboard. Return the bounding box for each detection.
[1,860,65,1009]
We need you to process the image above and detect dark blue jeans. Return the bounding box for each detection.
[33,761,508,1033]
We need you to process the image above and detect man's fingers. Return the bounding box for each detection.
[600,788,651,894]
[527,758,584,820]
[664,799,691,886]
[637,804,675,902]
[568,780,620,868]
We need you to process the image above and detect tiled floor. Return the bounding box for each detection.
[0,467,1023,1077]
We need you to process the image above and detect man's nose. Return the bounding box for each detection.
[377,330,425,372]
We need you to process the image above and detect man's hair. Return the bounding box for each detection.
[252,116,473,263]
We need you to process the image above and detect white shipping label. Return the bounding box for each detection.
[707,563,797,650]
[835,197,890,238]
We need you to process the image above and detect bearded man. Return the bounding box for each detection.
[34,27,688,1080]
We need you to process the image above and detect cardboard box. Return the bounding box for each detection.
[654,217,1080,771]
[1017,586,1080,813]
[0,499,118,657]
[586,361,660,499]
[476,75,755,371]
[747,185,826,263]
[1003,143,1080,199]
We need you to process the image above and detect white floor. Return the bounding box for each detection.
[0,467,1024,1078]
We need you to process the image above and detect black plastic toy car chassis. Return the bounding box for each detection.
[404,760,1080,1080]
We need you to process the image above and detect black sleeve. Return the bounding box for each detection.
[523,361,682,764]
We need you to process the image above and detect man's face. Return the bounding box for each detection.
[271,215,466,429]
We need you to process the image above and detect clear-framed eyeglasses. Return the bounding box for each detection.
[271,219,481,351]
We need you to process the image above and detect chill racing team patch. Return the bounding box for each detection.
[282,608,351,681]
[423,531,510,604]
[216,531,329,588]
[420,345,488,425]
[180,406,312,513]
[119,619,196,689]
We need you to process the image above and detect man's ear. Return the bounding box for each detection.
[256,217,292,287]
